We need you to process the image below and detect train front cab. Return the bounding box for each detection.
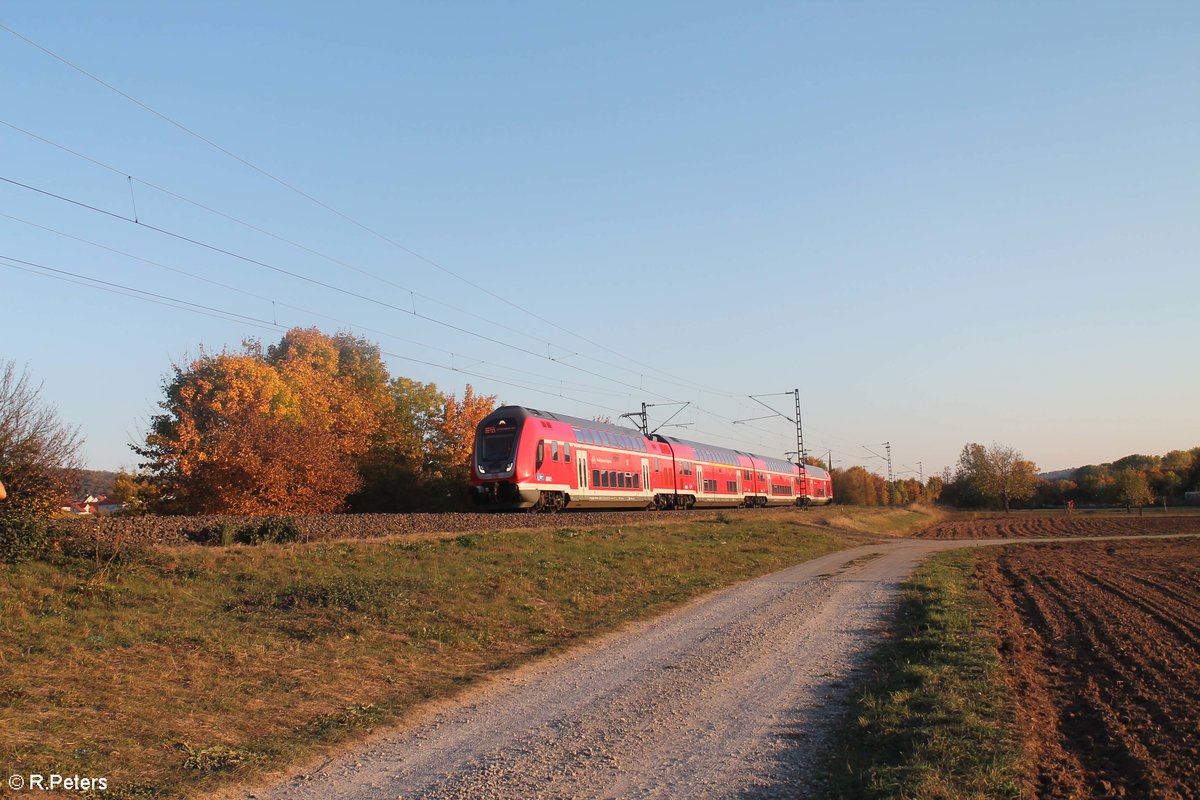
[471,407,542,510]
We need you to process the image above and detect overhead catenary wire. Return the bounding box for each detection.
[0,253,631,415]
[0,117,747,401]
[0,211,638,401]
[0,25,743,402]
[0,119,587,362]
[0,174,683,403]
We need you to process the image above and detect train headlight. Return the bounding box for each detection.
[478,465,486,474]
[505,462,513,471]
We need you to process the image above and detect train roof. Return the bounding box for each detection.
[485,405,646,438]
[654,434,795,474]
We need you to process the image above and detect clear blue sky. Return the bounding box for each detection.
[2,1,1197,478]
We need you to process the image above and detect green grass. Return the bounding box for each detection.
[819,549,1025,800]
[0,508,916,798]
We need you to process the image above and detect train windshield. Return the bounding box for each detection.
[480,429,517,461]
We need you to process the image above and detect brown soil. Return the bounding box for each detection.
[915,513,1200,540]
[977,539,1200,799]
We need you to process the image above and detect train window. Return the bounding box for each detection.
[609,470,617,487]
[536,440,545,468]
[654,458,660,472]
[593,469,601,487]
[632,473,639,489]
[600,470,609,488]
[726,481,737,493]
[564,443,571,462]
[574,429,584,443]
[551,442,559,462]
[618,473,626,488]
[743,470,750,480]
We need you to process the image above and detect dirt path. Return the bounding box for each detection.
[241,535,1193,800]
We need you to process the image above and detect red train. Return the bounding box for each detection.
[470,405,832,511]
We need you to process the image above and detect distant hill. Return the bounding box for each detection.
[1039,468,1078,482]
[75,469,119,497]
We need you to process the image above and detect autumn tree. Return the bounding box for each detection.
[830,465,887,506]
[136,329,391,515]
[430,385,495,480]
[923,475,944,504]
[0,361,84,518]
[266,328,391,458]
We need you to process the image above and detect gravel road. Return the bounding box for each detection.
[243,538,983,800]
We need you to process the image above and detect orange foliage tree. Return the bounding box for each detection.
[136,329,391,514]
[430,385,496,481]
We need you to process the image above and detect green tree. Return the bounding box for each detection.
[350,377,445,512]
[0,361,84,518]
[110,469,159,515]
[951,442,1038,512]
[1114,468,1154,511]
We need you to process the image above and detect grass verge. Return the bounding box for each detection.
[0,508,912,798]
[818,548,1025,800]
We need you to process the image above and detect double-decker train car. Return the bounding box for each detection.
[471,405,833,512]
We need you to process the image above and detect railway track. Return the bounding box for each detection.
[52,505,813,548]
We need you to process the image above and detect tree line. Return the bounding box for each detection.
[1032,448,1200,509]
[830,442,1200,512]
[6,342,1197,518]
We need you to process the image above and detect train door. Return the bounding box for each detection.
[641,459,650,497]
[578,452,588,494]
[697,465,704,496]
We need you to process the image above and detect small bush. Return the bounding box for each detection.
[179,743,265,772]
[0,516,50,562]
[238,578,399,613]
[189,523,238,547]
[236,517,302,545]
[307,703,384,739]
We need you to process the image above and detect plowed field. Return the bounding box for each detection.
[916,513,1200,540]
[977,539,1200,799]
